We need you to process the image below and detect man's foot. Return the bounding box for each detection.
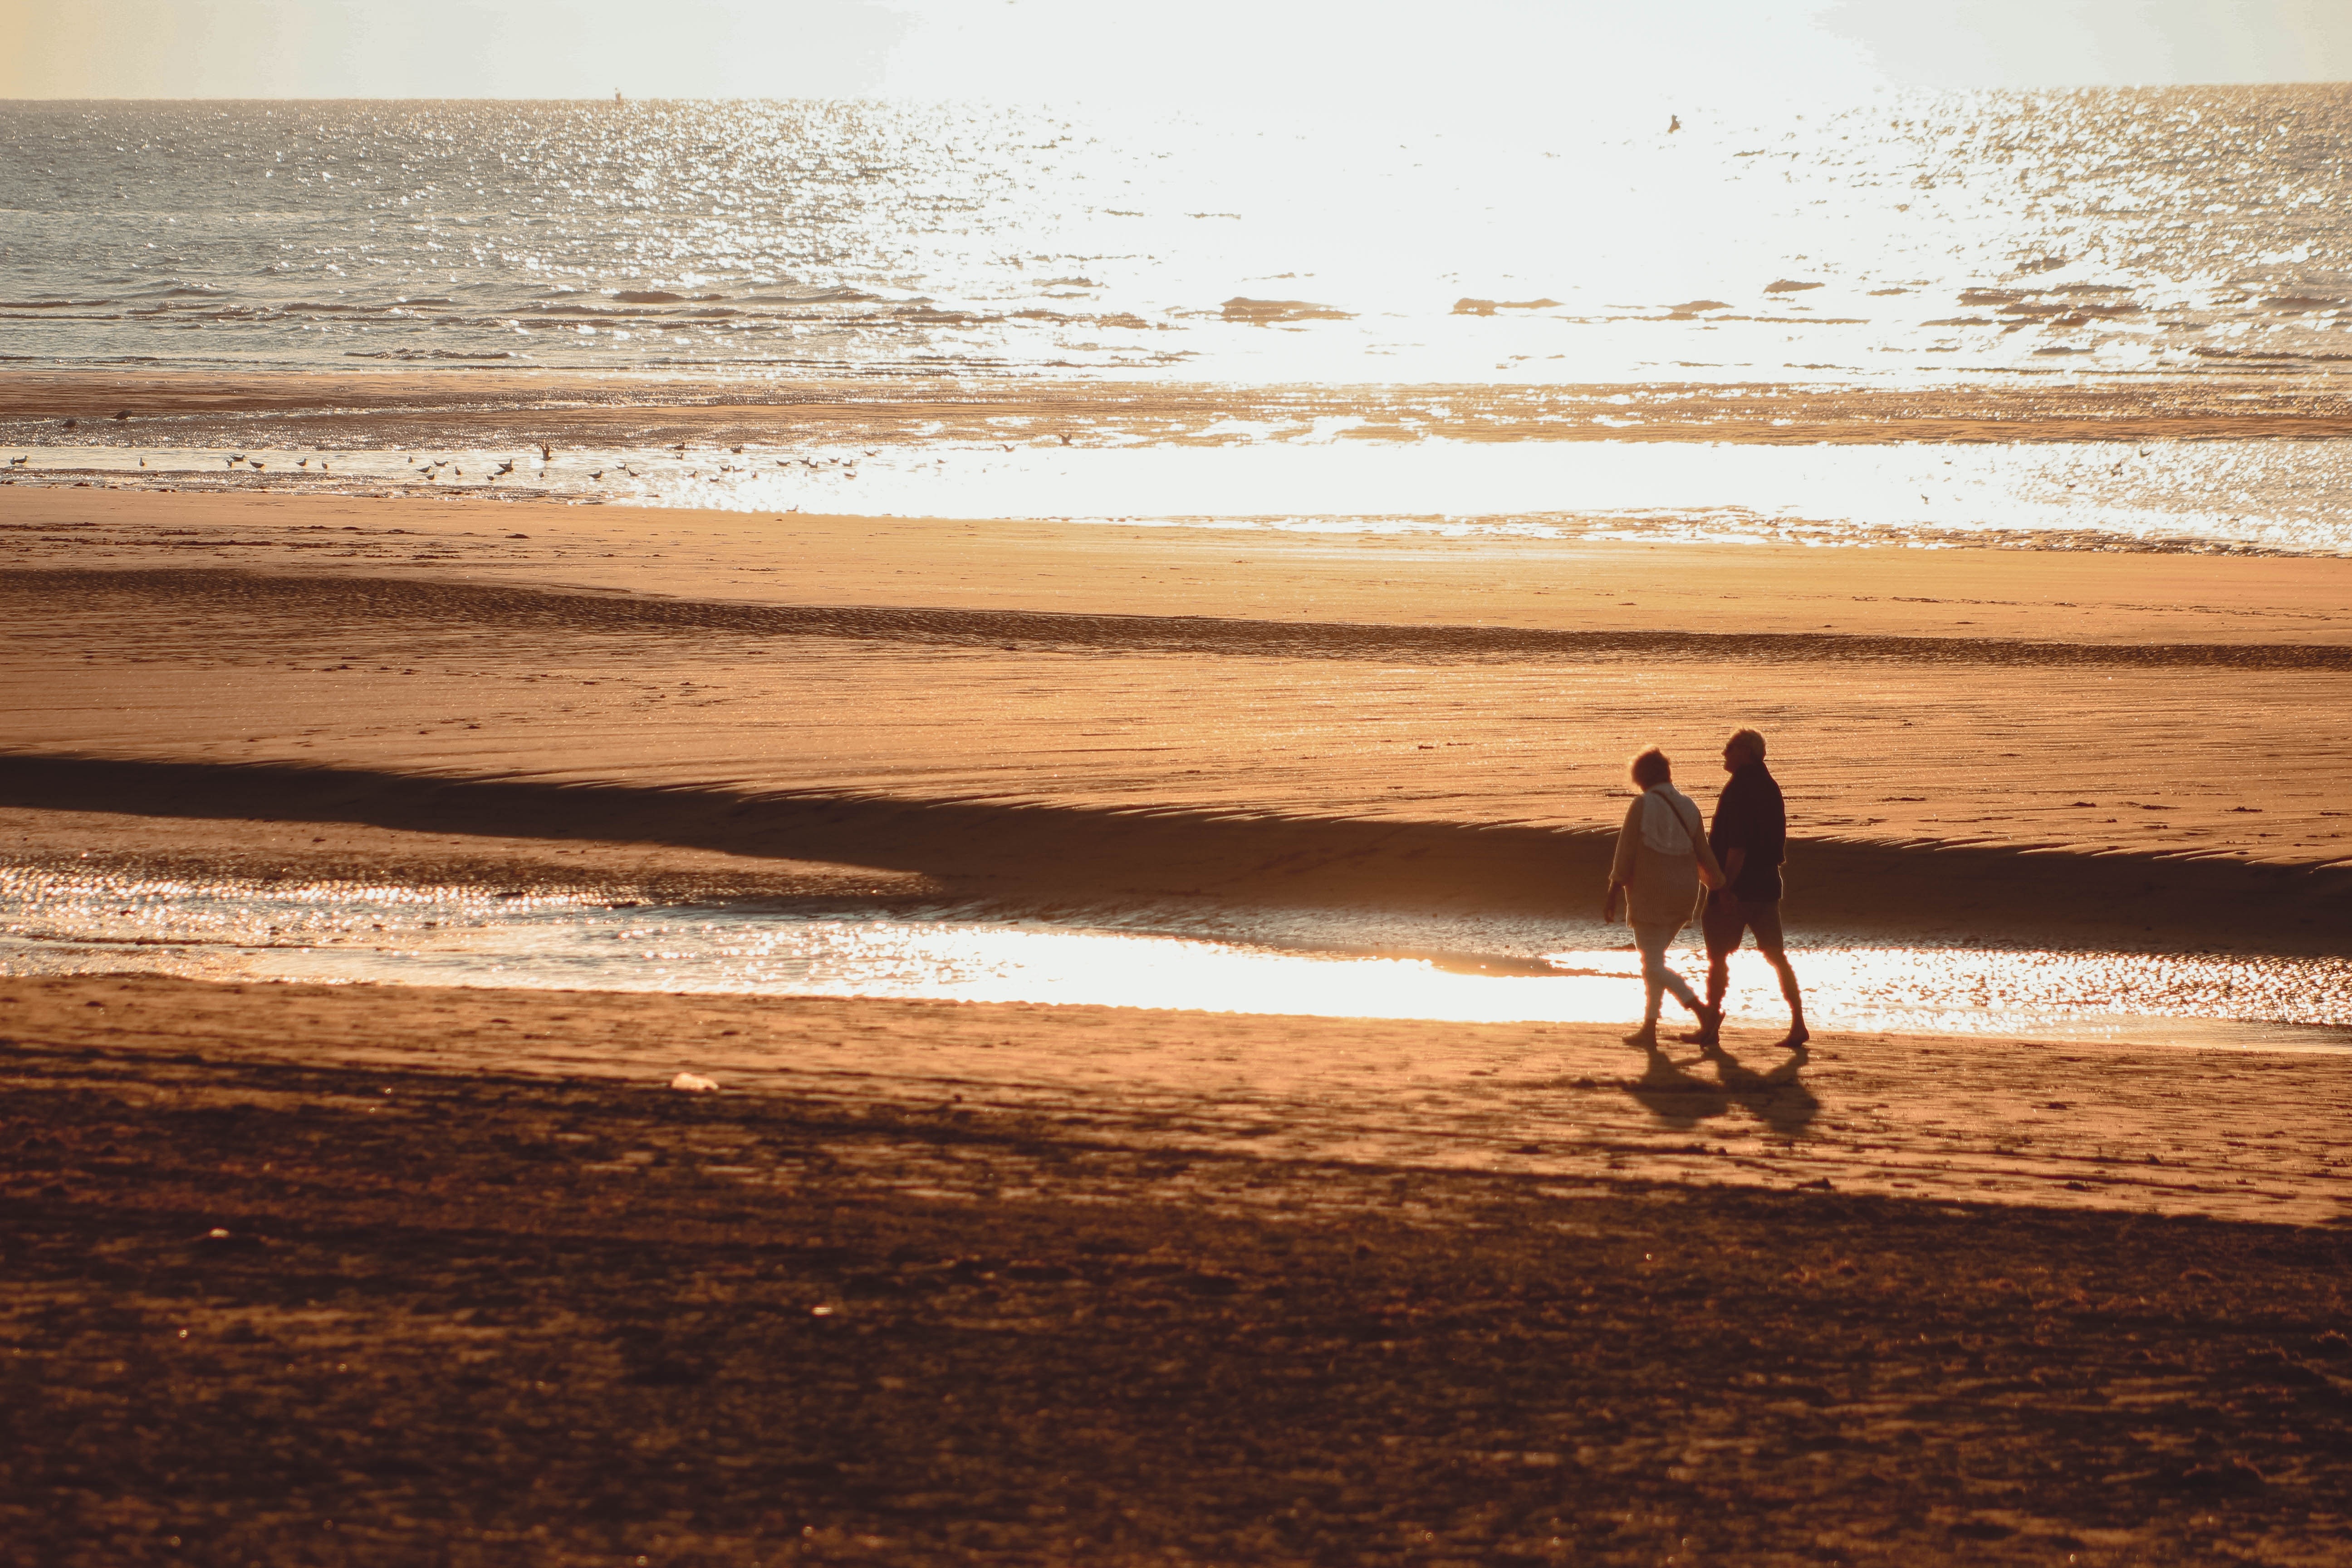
[1622,1027,1660,1049]
[1777,1024,1811,1054]
[1679,1004,1722,1048]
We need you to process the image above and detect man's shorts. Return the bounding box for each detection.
[1703,893,1784,955]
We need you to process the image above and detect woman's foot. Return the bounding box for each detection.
[1777,1023,1811,1054]
[1622,1026,1660,1049]
[1679,1002,1722,1048]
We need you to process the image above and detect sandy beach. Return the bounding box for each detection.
[6,975,2351,1564]
[6,457,2352,1563]
[5,483,2348,952]
[16,58,2352,1566]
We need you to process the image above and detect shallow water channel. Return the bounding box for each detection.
[22,434,2352,555]
[6,867,2347,1053]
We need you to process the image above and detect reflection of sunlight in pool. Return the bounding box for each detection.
[5,868,2347,1051]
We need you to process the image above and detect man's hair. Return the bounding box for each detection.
[1725,727,1767,761]
[1628,745,1672,787]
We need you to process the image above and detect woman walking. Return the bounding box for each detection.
[1602,746,1725,1049]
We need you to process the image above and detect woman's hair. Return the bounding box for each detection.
[1628,745,1671,787]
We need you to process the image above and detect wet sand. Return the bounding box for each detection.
[6,974,2351,1565]
[4,486,2349,954]
[20,369,2352,449]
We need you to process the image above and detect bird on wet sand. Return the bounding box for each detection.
[7,456,27,468]
[494,460,517,477]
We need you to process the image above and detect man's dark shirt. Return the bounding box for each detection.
[1709,761,1787,902]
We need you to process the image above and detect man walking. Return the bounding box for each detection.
[1689,728,1809,1053]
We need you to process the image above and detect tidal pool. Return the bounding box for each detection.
[5,867,2347,1052]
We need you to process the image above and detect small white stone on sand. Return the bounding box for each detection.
[670,1072,720,1093]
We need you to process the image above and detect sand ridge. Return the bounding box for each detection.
[5,496,2348,884]
[17,565,2352,672]
[10,487,2352,646]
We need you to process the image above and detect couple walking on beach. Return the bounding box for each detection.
[1601,728,1808,1054]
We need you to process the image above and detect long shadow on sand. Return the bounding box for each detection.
[1625,1041,1818,1138]
[1,751,2346,949]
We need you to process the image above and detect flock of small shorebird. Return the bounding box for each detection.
[8,407,1060,482]
[0,429,1017,487]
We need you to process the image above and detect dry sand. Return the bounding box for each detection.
[6,975,2351,1566]
[12,975,2350,1228]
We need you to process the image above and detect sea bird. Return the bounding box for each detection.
[539,443,553,462]
[494,460,517,476]
[7,456,27,468]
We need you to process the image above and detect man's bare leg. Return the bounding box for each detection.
[1686,941,1732,1046]
[1754,938,1809,1051]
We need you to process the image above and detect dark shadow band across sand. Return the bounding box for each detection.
[14,567,2352,672]
[5,753,2346,956]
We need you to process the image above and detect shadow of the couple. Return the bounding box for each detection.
[1623,1038,1818,1137]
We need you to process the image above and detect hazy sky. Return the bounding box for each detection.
[5,0,2352,103]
